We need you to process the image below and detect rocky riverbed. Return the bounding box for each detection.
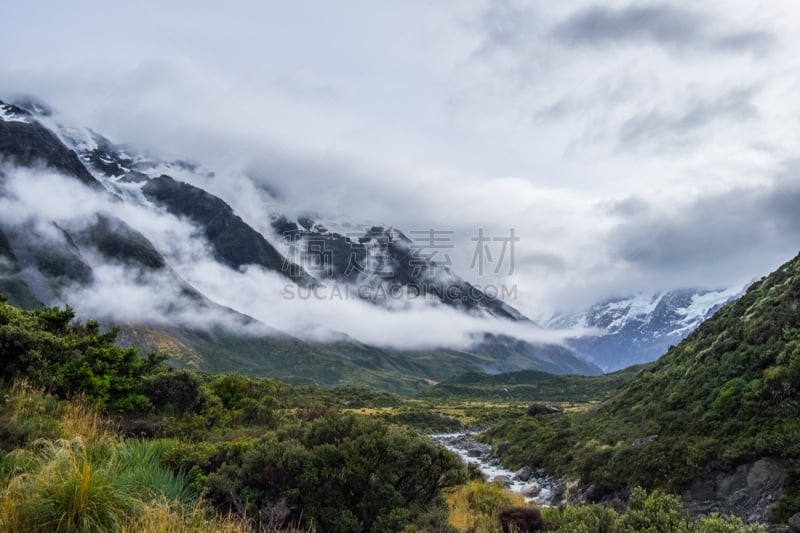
[430,432,565,506]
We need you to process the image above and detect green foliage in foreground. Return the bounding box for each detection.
[169,411,468,532]
[542,486,765,533]
[447,480,764,533]
[0,296,468,532]
[484,252,800,521]
[0,297,163,411]
[0,293,790,530]
[0,383,204,533]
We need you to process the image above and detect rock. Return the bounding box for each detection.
[789,512,800,532]
[493,475,512,487]
[583,484,599,503]
[496,441,511,456]
[631,435,658,449]
[118,170,150,183]
[515,466,532,482]
[551,480,567,502]
[0,119,101,188]
[524,482,542,497]
[683,457,785,524]
[527,402,564,416]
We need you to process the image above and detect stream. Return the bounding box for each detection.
[430,432,564,506]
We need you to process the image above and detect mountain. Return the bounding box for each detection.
[0,97,601,392]
[140,175,312,285]
[270,216,526,320]
[486,251,800,523]
[548,287,743,371]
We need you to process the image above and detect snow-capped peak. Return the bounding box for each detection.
[547,285,746,371]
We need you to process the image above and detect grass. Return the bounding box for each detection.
[0,437,142,532]
[0,384,317,532]
[445,480,527,533]
[0,385,195,532]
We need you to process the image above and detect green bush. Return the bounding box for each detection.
[0,302,163,411]
[204,412,467,533]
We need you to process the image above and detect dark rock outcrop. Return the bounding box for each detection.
[788,512,800,532]
[142,175,310,284]
[526,402,564,416]
[0,227,41,308]
[682,457,785,523]
[0,112,100,188]
[74,213,167,270]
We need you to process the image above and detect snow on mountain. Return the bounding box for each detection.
[0,96,604,388]
[0,102,32,123]
[548,286,745,371]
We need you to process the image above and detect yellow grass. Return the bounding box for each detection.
[445,480,529,533]
[121,498,254,533]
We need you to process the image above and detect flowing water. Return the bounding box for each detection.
[430,431,564,506]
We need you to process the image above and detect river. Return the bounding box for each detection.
[430,431,564,506]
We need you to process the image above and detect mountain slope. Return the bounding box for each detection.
[486,251,800,521]
[272,216,526,320]
[141,175,311,284]
[0,97,602,390]
[549,287,741,371]
[420,364,648,402]
[0,227,42,308]
[0,102,100,188]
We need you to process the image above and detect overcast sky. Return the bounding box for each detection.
[2,0,799,317]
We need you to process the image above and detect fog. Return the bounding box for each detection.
[0,166,585,349]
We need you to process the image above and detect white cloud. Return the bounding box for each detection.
[0,167,573,349]
[0,0,798,318]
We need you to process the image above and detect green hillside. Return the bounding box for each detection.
[484,251,800,520]
[114,324,602,396]
[420,365,647,403]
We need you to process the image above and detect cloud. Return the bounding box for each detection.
[608,172,800,287]
[0,165,571,349]
[618,87,758,151]
[470,0,538,58]
[551,4,774,55]
[0,0,798,321]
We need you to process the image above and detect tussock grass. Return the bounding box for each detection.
[121,498,253,533]
[0,387,207,533]
[445,480,527,533]
[0,436,140,532]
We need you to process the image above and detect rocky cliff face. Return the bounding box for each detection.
[0,103,99,188]
[682,457,785,523]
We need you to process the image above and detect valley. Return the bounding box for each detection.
[1,96,799,532]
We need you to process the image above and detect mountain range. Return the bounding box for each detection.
[548,287,744,371]
[0,97,601,393]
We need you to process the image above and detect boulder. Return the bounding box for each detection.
[788,512,800,532]
[493,475,512,487]
[631,435,658,449]
[524,482,542,497]
[515,466,533,482]
[527,403,564,416]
